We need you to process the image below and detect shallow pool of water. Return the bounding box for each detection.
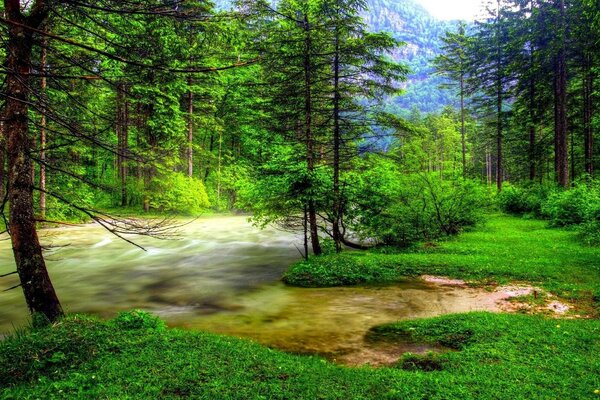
[0,216,501,365]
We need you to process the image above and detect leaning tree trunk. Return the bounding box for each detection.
[5,1,63,323]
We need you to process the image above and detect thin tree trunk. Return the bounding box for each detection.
[554,0,569,187]
[332,28,342,253]
[528,0,537,181]
[187,77,194,178]
[116,82,128,207]
[303,14,321,256]
[5,1,63,323]
[460,75,466,176]
[495,0,503,191]
[583,56,593,176]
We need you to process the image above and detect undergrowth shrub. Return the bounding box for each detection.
[147,172,210,214]
[541,182,600,227]
[497,183,554,217]
[347,167,489,247]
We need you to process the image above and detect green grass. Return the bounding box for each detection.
[2,214,600,399]
[1,311,599,400]
[284,214,600,311]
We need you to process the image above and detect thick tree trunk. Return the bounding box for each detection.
[303,15,322,256]
[554,0,569,187]
[0,119,5,202]
[5,1,63,322]
[39,36,47,220]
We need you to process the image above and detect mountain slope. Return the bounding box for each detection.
[215,0,458,114]
[363,0,459,114]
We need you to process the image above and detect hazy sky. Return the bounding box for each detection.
[417,0,484,21]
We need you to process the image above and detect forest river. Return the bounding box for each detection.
[0,216,503,365]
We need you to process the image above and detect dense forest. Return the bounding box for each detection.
[1,0,600,398]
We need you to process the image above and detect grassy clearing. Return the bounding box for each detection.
[1,311,599,400]
[284,214,600,312]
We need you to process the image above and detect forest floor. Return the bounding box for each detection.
[1,214,600,399]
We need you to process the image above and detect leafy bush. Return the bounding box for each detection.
[541,182,600,227]
[497,183,554,217]
[147,172,210,215]
[346,159,489,247]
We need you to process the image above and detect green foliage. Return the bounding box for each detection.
[146,172,210,215]
[111,310,166,332]
[347,157,488,247]
[496,183,554,217]
[541,182,600,227]
[579,218,600,247]
[497,181,600,247]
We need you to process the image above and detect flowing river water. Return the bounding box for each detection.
[0,216,505,366]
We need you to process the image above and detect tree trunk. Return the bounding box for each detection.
[460,75,466,176]
[0,119,5,202]
[39,35,47,220]
[583,56,593,176]
[5,1,63,323]
[495,0,503,191]
[116,82,129,207]
[187,77,194,178]
[303,14,322,256]
[496,81,503,191]
[554,0,569,187]
[331,28,342,253]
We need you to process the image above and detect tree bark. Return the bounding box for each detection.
[116,81,128,206]
[554,0,569,187]
[5,0,63,323]
[460,75,466,176]
[39,34,47,219]
[495,0,503,191]
[303,14,322,256]
[331,28,342,253]
[0,118,5,202]
[583,55,593,176]
[187,77,194,178]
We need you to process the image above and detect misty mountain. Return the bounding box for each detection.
[214,0,459,114]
